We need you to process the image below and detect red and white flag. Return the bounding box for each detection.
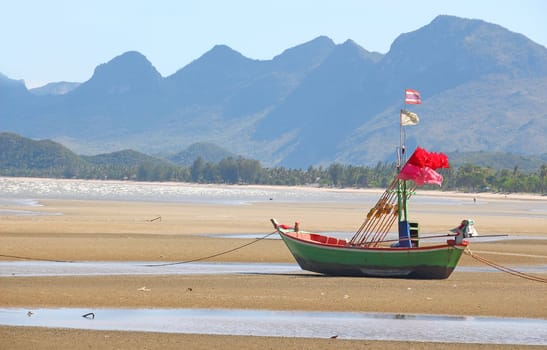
[405,89,421,104]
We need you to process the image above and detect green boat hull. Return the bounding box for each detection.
[278,230,467,279]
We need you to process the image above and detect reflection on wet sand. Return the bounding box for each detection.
[1,307,545,346]
[2,260,547,277]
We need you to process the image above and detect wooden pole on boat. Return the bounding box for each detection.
[351,179,399,245]
[351,179,396,243]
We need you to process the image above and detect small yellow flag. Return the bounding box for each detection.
[400,109,419,126]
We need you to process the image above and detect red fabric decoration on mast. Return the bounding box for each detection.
[407,147,449,169]
[397,147,449,186]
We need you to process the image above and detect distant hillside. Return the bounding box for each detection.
[169,142,236,166]
[0,133,177,178]
[0,132,86,171]
[29,82,81,95]
[83,149,174,167]
[1,16,546,168]
[447,151,547,172]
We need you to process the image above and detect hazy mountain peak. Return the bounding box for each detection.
[94,51,160,77]
[209,44,243,55]
[274,36,335,60]
[380,14,547,96]
[337,39,383,63]
[169,43,258,81]
[199,44,252,64]
[75,51,162,94]
[271,36,336,73]
[0,73,26,89]
[0,73,30,103]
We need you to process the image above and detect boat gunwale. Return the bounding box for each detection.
[277,229,468,252]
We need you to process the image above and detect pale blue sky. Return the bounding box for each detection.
[2,0,546,88]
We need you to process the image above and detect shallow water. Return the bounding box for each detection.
[1,177,545,229]
[3,176,542,207]
[0,261,302,277]
[0,307,545,345]
[0,208,62,216]
[0,177,382,205]
[2,260,547,277]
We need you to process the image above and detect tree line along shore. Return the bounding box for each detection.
[2,156,545,195]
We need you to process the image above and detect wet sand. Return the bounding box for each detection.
[1,190,546,349]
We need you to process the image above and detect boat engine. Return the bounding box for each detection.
[451,219,478,238]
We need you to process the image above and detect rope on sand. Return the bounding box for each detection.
[464,248,547,283]
[0,232,278,267]
[469,250,547,259]
[0,254,73,263]
[144,231,278,267]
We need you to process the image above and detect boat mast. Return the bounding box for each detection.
[350,89,420,247]
[396,89,412,247]
[397,93,408,224]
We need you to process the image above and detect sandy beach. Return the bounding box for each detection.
[1,182,546,349]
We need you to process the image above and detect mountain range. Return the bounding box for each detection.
[1,15,546,168]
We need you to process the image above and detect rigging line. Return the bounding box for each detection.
[354,189,397,244]
[370,215,397,247]
[469,250,547,259]
[464,249,547,284]
[143,231,279,267]
[372,183,417,246]
[351,178,398,243]
[0,254,73,263]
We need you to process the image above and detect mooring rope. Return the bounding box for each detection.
[143,231,279,267]
[0,254,73,263]
[0,231,279,267]
[464,248,547,283]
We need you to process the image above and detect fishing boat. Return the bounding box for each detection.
[271,89,469,279]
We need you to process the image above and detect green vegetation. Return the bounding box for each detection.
[2,155,545,195]
[1,133,545,194]
[440,164,547,194]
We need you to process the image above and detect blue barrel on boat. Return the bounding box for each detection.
[398,221,412,248]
